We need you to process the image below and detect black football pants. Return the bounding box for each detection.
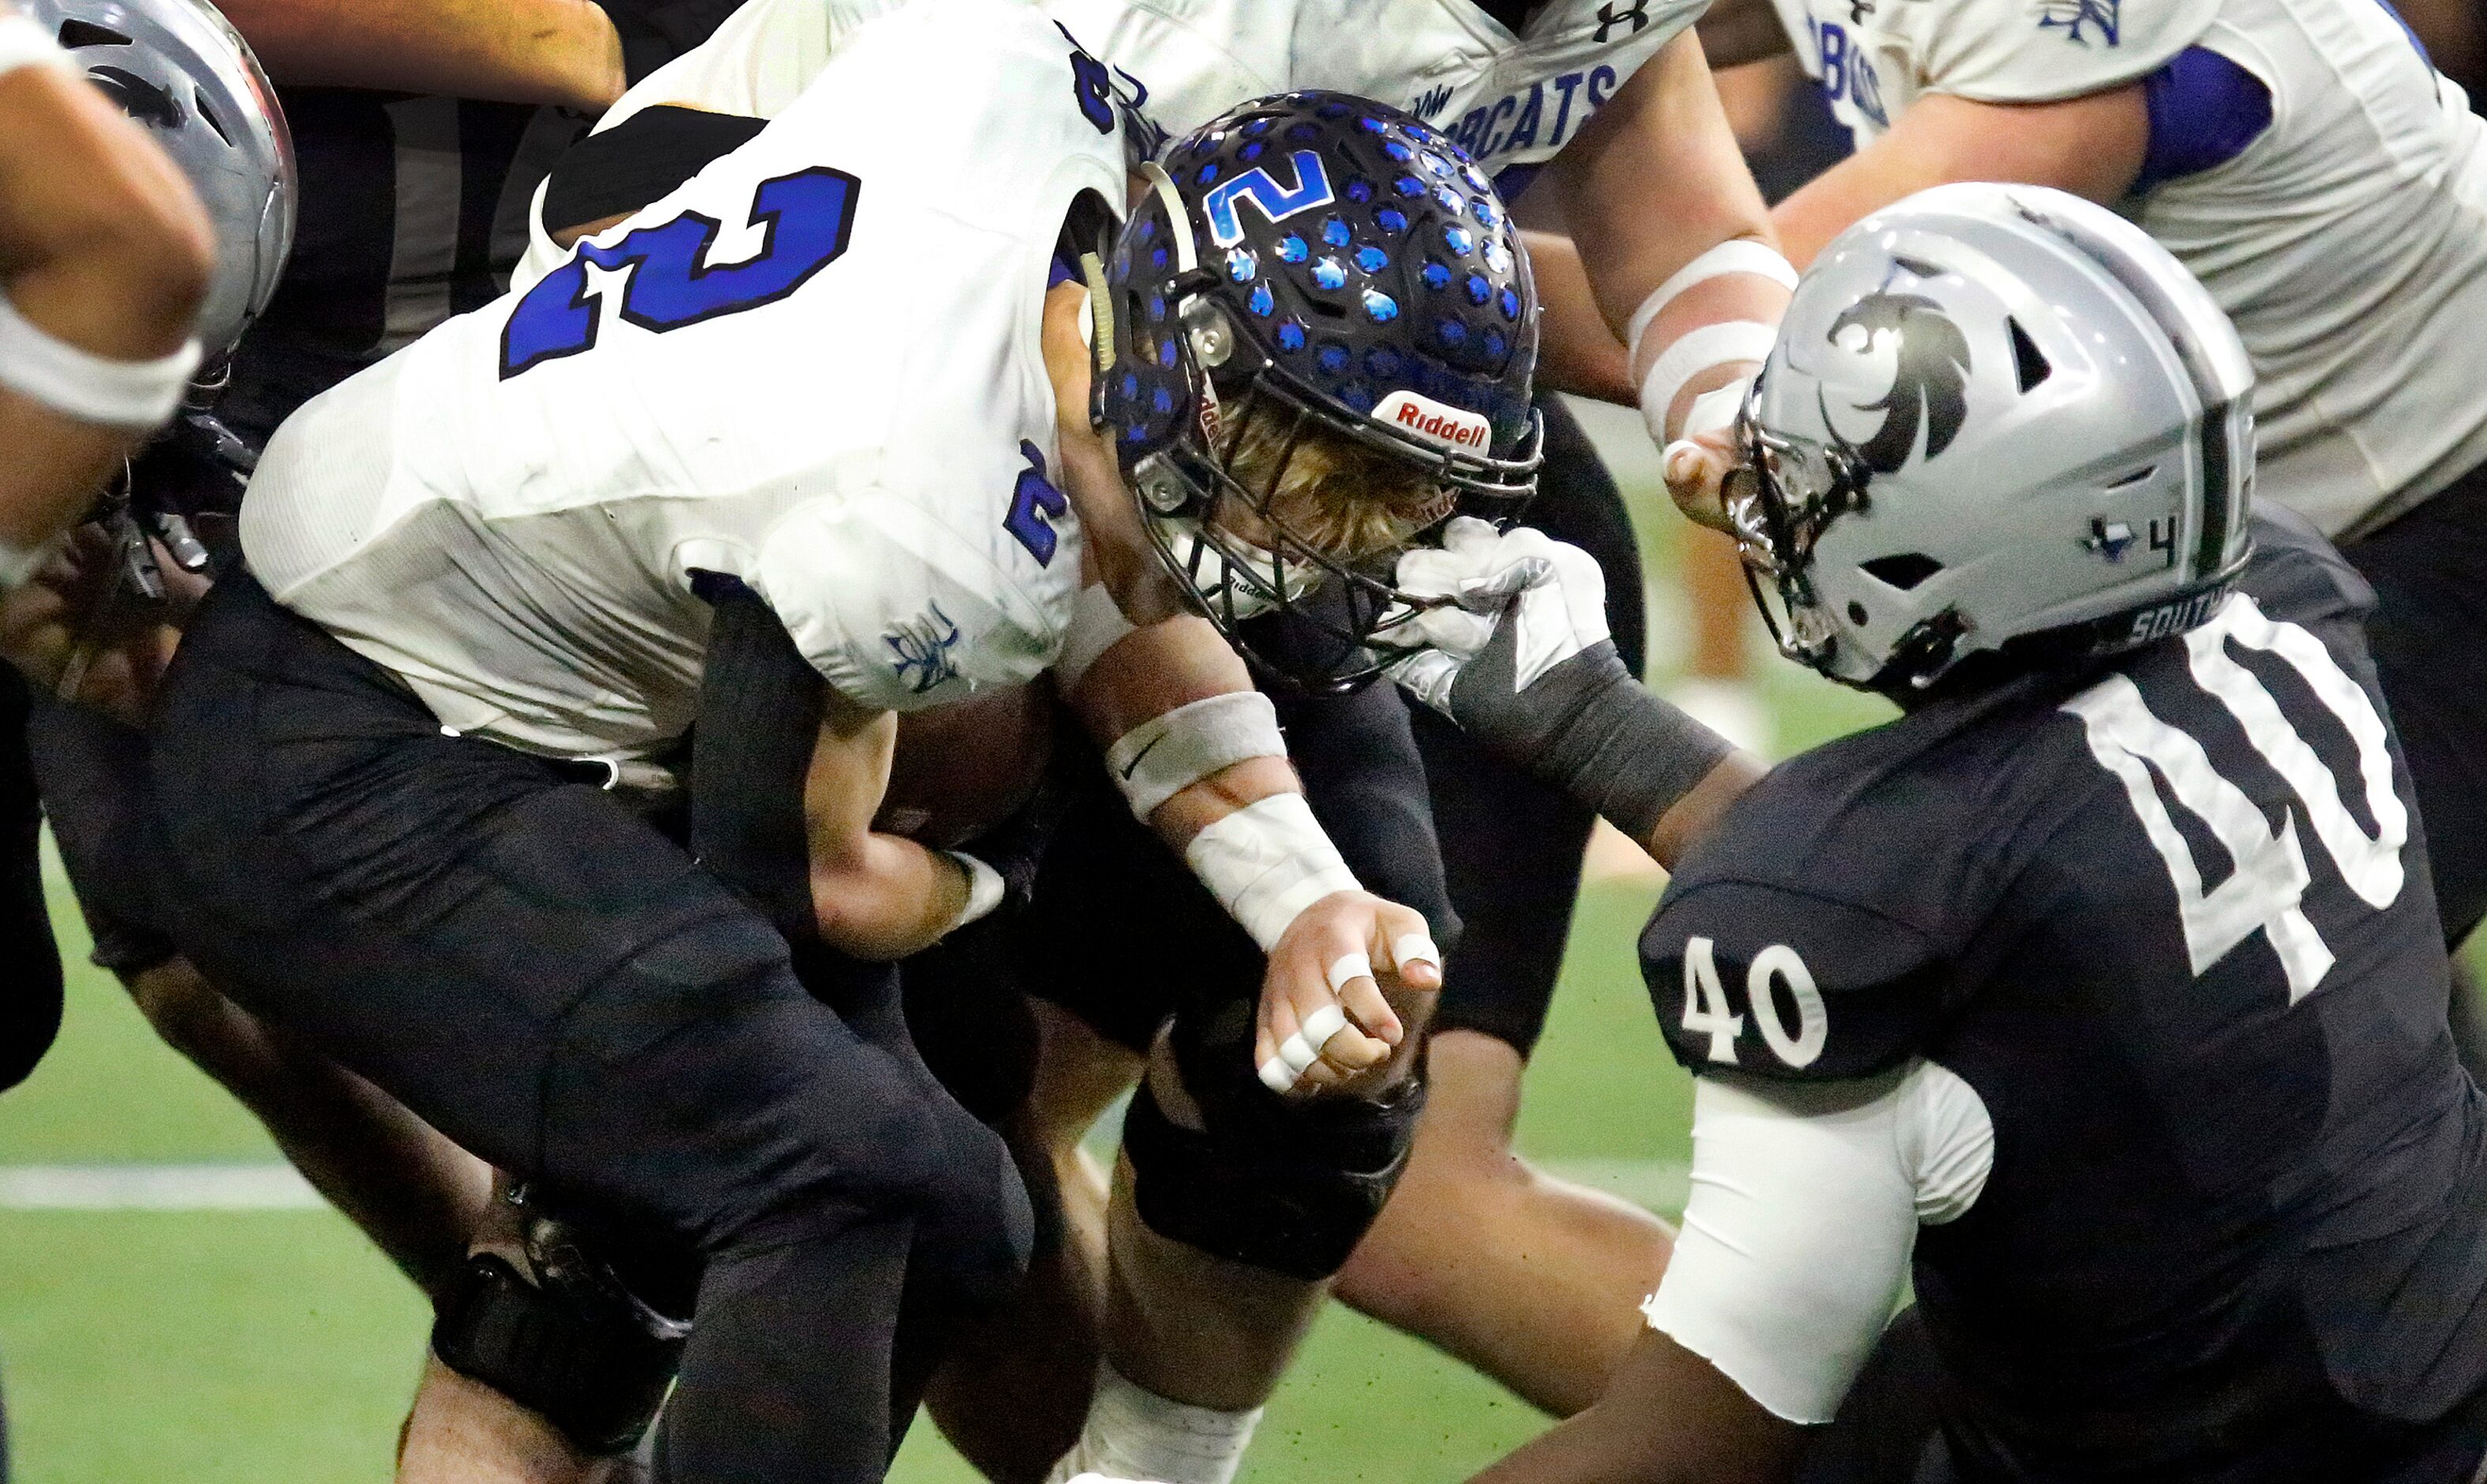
[1420,394,1646,1056]
[2345,454,2487,948]
[150,574,1027,1483]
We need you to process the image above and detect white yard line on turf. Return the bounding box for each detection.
[0,1159,1690,1213]
[0,1163,324,1211]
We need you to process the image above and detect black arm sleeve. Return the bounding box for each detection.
[687,571,825,951]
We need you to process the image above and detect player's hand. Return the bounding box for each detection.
[0,523,198,726]
[1662,427,1743,532]
[1385,517,1629,758]
[1255,888,1441,1096]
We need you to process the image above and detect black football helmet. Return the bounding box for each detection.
[1090,90,1542,690]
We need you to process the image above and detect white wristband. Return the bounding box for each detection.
[1638,319,1777,449]
[1103,690,1286,822]
[0,285,202,432]
[943,850,1007,934]
[1624,240,1799,371]
[0,12,65,76]
[1183,791,1360,953]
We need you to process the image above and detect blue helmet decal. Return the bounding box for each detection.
[1203,151,1336,247]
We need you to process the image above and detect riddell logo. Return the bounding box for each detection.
[1374,390,1490,452]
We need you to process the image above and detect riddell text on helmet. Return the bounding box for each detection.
[1374,390,1491,451]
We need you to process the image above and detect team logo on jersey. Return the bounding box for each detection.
[1374,390,1491,453]
[886,601,963,695]
[1594,0,1649,41]
[1202,152,1335,249]
[1822,289,1972,473]
[2037,0,2120,47]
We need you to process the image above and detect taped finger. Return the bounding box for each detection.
[1325,953,1373,996]
[1257,1054,1302,1094]
[1391,932,1441,971]
[1277,1030,1322,1076]
[1300,1001,1351,1053]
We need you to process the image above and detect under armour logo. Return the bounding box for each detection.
[885,601,963,695]
[1594,0,1648,41]
[1848,0,1874,21]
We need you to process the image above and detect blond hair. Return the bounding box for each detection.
[1216,402,1454,563]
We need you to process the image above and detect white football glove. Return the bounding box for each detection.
[1385,518,1737,844]
[1386,516,1612,718]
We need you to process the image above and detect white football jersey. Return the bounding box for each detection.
[557,0,1701,193]
[1772,0,2487,537]
[243,0,1121,761]
[1045,0,1704,180]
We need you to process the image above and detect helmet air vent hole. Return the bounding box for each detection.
[2008,318,2051,393]
[1306,297,1349,321]
[1860,553,1943,591]
[1848,601,1871,625]
[58,18,130,46]
[195,92,232,145]
[2105,465,2157,490]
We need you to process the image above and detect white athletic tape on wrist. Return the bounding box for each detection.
[1639,319,1776,448]
[1623,240,1799,371]
[1104,690,1285,822]
[1183,791,1360,953]
[1392,932,1440,970]
[0,12,66,75]
[943,850,1007,934]
[1054,582,1136,691]
[1325,952,1371,995]
[0,287,201,432]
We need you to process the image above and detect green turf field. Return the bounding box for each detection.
[0,412,1901,1483]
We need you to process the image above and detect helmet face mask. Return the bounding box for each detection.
[1728,380,1871,677]
[1096,96,1543,691]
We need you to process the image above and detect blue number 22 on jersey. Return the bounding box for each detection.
[499,167,861,379]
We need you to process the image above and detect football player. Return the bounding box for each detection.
[545,0,1795,1441]
[147,10,1466,1477]
[1692,0,2487,969]
[1399,184,2487,1483]
[0,0,213,1099]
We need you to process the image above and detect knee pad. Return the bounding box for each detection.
[1121,1063,1426,1282]
[431,1203,695,1456]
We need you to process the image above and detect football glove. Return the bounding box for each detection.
[1385,518,1735,844]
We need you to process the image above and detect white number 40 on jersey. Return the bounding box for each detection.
[2063,592,2406,1003]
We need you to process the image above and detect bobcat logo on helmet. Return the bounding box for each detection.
[1822,291,1972,475]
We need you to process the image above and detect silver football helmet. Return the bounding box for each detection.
[30,0,294,367]
[1731,183,2255,693]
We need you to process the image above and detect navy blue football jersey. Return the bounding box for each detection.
[1642,510,2487,1479]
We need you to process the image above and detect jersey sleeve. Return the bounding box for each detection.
[1909,0,2220,105]
[1641,879,1949,1082]
[749,489,1064,714]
